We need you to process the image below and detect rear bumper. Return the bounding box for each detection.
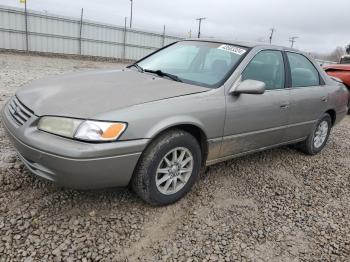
[1,101,149,189]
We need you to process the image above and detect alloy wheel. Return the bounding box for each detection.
[155,147,194,195]
[313,120,329,149]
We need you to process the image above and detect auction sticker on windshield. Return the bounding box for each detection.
[218,45,246,55]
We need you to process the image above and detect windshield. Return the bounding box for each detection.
[137,41,248,88]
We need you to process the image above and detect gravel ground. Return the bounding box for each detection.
[0,53,349,262]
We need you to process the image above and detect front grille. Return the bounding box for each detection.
[7,96,33,126]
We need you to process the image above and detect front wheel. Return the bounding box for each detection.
[298,113,332,155]
[131,129,202,206]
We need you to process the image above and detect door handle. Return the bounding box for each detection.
[280,104,289,110]
[321,96,328,102]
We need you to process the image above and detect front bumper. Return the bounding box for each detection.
[1,101,149,189]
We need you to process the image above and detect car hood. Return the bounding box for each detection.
[16,69,209,118]
[324,64,350,71]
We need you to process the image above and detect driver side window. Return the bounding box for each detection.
[242,50,285,90]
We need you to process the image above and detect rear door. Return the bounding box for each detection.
[285,52,328,141]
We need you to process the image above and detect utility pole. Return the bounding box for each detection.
[289,36,298,48]
[162,25,166,47]
[129,0,133,28]
[123,17,127,60]
[23,0,29,52]
[269,28,275,45]
[196,17,206,38]
[78,8,84,55]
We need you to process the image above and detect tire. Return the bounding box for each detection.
[298,113,332,155]
[131,129,202,206]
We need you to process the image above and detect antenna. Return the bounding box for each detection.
[269,28,275,44]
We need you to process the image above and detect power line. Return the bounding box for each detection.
[196,17,206,38]
[289,36,299,48]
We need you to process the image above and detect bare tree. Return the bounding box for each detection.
[332,46,346,61]
[312,46,346,62]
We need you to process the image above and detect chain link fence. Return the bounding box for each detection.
[0,5,183,61]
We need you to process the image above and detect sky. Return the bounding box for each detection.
[1,0,349,54]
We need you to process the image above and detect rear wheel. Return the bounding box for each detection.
[298,113,332,155]
[131,129,201,206]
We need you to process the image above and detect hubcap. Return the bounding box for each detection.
[155,147,194,195]
[313,120,329,149]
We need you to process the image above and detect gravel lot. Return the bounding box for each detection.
[0,53,349,262]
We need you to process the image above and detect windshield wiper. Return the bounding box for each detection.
[128,63,144,73]
[144,69,182,82]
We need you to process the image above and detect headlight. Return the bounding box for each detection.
[38,117,127,142]
[38,117,82,138]
[74,120,126,141]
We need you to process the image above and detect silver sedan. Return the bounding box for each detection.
[1,40,349,205]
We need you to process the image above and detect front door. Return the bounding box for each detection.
[222,50,290,158]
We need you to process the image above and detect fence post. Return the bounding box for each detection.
[162,25,166,47]
[24,0,29,52]
[123,17,127,60]
[78,8,84,55]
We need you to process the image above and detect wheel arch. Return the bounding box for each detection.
[325,109,336,126]
[146,122,209,167]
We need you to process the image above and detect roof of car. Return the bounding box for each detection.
[183,38,296,51]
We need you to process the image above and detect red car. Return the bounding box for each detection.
[324,61,350,113]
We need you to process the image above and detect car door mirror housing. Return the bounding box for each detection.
[230,79,266,95]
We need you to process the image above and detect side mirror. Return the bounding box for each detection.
[229,79,266,95]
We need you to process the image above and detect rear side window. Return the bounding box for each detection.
[287,52,320,87]
[242,50,285,90]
